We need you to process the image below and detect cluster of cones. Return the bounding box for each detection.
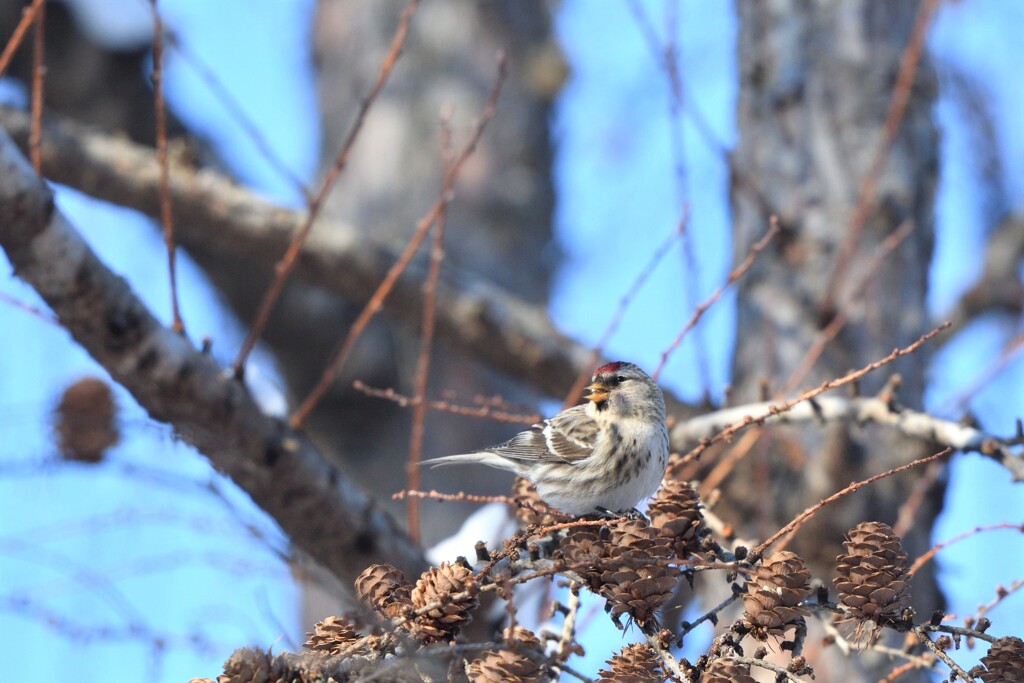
[193,477,1022,682]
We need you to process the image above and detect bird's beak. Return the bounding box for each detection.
[584,380,610,405]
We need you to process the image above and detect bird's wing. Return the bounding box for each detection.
[488,405,598,464]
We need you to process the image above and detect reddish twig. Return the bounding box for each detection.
[679,321,951,465]
[289,54,508,429]
[354,381,539,424]
[751,447,952,560]
[908,523,1024,577]
[974,578,1024,622]
[164,33,310,202]
[653,218,779,380]
[232,0,420,378]
[782,219,916,395]
[147,0,185,335]
[405,113,455,542]
[561,212,689,408]
[0,0,45,78]
[821,0,941,314]
[0,290,57,325]
[28,0,44,173]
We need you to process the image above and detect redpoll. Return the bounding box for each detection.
[423,362,669,516]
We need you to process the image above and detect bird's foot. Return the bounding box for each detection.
[593,506,648,521]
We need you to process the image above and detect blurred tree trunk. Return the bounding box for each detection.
[727,0,941,678]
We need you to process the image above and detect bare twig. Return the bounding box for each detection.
[233,0,420,377]
[782,219,916,394]
[354,381,539,424]
[28,0,44,173]
[0,0,46,78]
[0,290,57,325]
[909,523,1024,577]
[164,33,310,201]
[822,0,942,313]
[750,448,951,560]
[562,213,688,408]
[147,0,185,335]
[290,54,508,429]
[405,112,454,542]
[653,218,778,380]
[912,627,975,682]
[676,322,950,464]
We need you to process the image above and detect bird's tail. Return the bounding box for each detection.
[419,452,517,473]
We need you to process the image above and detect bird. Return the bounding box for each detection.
[422,361,669,516]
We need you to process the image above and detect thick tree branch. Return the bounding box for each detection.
[0,127,426,583]
[670,394,1024,481]
[0,105,605,402]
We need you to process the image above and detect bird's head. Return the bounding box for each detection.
[583,361,664,419]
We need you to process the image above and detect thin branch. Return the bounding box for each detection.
[233,0,420,377]
[821,0,942,313]
[909,523,1024,577]
[782,219,916,395]
[0,0,46,78]
[912,627,975,682]
[147,0,185,335]
[290,54,508,429]
[750,448,951,560]
[729,655,806,682]
[28,0,44,173]
[0,290,57,325]
[354,381,539,425]
[164,33,310,202]
[405,112,454,542]
[562,212,688,408]
[653,218,778,380]
[675,322,950,464]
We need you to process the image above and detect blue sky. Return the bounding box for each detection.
[2,0,1023,680]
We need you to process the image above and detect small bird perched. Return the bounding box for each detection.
[422,361,669,516]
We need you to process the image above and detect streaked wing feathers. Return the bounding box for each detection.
[487,405,597,464]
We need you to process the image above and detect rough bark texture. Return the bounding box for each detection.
[728,1,941,679]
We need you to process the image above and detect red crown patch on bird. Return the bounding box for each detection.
[594,361,623,376]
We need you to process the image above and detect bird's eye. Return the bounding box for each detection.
[615,375,627,384]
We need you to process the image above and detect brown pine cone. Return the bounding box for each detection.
[54,377,119,463]
[468,649,543,683]
[601,562,677,626]
[980,636,1024,683]
[218,647,285,683]
[833,522,911,624]
[597,643,662,682]
[648,479,705,559]
[557,527,610,590]
[303,615,360,656]
[608,518,673,560]
[742,550,811,638]
[700,658,756,683]
[511,477,562,527]
[408,562,480,642]
[355,564,412,620]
